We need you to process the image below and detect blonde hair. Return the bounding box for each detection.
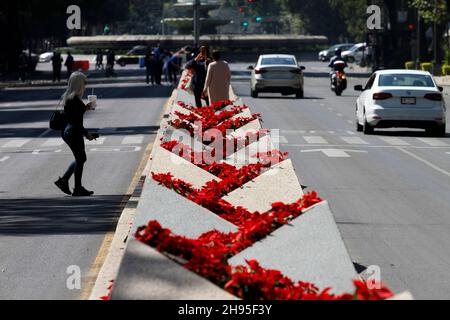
[62,72,87,104]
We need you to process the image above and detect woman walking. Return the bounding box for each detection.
[185,46,211,107]
[203,50,231,104]
[55,72,96,197]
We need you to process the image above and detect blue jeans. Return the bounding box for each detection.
[62,127,87,189]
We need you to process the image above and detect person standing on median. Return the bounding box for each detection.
[145,52,157,85]
[65,51,74,78]
[51,51,63,83]
[186,45,211,107]
[55,72,96,197]
[203,50,231,104]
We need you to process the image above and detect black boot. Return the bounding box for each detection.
[72,186,94,197]
[55,177,72,195]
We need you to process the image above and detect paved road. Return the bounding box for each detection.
[0,82,171,299]
[231,69,450,299]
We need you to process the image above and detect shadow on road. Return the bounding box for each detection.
[371,130,449,138]
[0,195,127,236]
[0,84,173,103]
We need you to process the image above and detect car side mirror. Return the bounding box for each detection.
[354,85,364,91]
[299,66,306,70]
[438,86,444,92]
[247,65,254,71]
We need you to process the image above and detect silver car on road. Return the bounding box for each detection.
[249,54,305,99]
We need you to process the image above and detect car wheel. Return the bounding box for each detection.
[296,88,304,99]
[348,56,355,63]
[356,119,363,132]
[335,90,342,96]
[363,112,374,135]
[251,89,258,98]
[427,124,446,137]
[119,61,126,67]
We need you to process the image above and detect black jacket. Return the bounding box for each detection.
[185,59,208,91]
[64,96,88,136]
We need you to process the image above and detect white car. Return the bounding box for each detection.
[342,43,367,63]
[354,70,446,136]
[39,52,54,63]
[249,54,305,99]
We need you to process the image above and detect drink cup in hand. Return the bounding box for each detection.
[88,95,97,110]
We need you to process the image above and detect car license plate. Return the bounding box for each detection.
[401,97,416,105]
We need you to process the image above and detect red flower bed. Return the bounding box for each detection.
[177,100,234,114]
[135,220,394,300]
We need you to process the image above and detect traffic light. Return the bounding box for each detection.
[255,16,263,22]
[242,21,249,27]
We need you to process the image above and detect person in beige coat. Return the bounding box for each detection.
[203,50,231,104]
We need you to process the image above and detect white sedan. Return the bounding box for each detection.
[249,54,305,99]
[354,70,446,136]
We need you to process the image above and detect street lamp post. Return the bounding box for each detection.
[416,8,421,69]
[193,0,201,45]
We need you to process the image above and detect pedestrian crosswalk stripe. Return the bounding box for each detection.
[86,137,106,145]
[303,136,328,144]
[377,137,410,146]
[340,137,369,145]
[122,135,144,145]
[2,139,31,148]
[42,138,65,147]
[278,136,288,144]
[416,138,448,147]
[0,156,10,162]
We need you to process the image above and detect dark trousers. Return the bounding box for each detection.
[194,89,209,108]
[53,68,61,82]
[62,130,87,189]
[146,68,154,84]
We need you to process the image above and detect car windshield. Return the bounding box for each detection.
[378,74,435,87]
[261,57,296,66]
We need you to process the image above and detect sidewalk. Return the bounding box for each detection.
[435,76,450,87]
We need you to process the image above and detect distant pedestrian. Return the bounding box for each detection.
[18,51,28,82]
[203,50,231,104]
[55,72,96,197]
[145,52,157,85]
[168,52,182,84]
[51,51,63,82]
[65,51,74,78]
[106,50,116,77]
[95,49,104,70]
[186,46,211,107]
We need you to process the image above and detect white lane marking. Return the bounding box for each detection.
[121,135,144,145]
[301,148,368,158]
[397,148,450,177]
[309,130,316,134]
[0,156,10,162]
[279,136,289,144]
[341,137,369,145]
[2,139,31,148]
[42,138,65,147]
[329,131,335,134]
[416,138,448,147]
[38,129,52,138]
[303,136,328,144]
[337,113,343,117]
[346,130,355,135]
[378,137,410,146]
[86,137,106,145]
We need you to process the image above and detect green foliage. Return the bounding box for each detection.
[405,61,415,69]
[442,64,450,75]
[410,0,448,24]
[420,62,433,72]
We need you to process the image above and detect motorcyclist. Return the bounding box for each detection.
[328,48,347,71]
[328,48,348,92]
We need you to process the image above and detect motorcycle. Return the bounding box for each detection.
[330,60,347,96]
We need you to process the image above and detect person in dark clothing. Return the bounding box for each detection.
[185,46,211,107]
[106,50,116,77]
[65,51,74,78]
[51,51,63,82]
[55,72,96,197]
[18,52,28,82]
[145,52,156,85]
[96,49,104,70]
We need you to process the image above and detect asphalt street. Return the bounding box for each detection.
[0,80,172,299]
[1,57,450,300]
[231,66,450,299]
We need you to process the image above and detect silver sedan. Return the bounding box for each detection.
[249,54,305,99]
